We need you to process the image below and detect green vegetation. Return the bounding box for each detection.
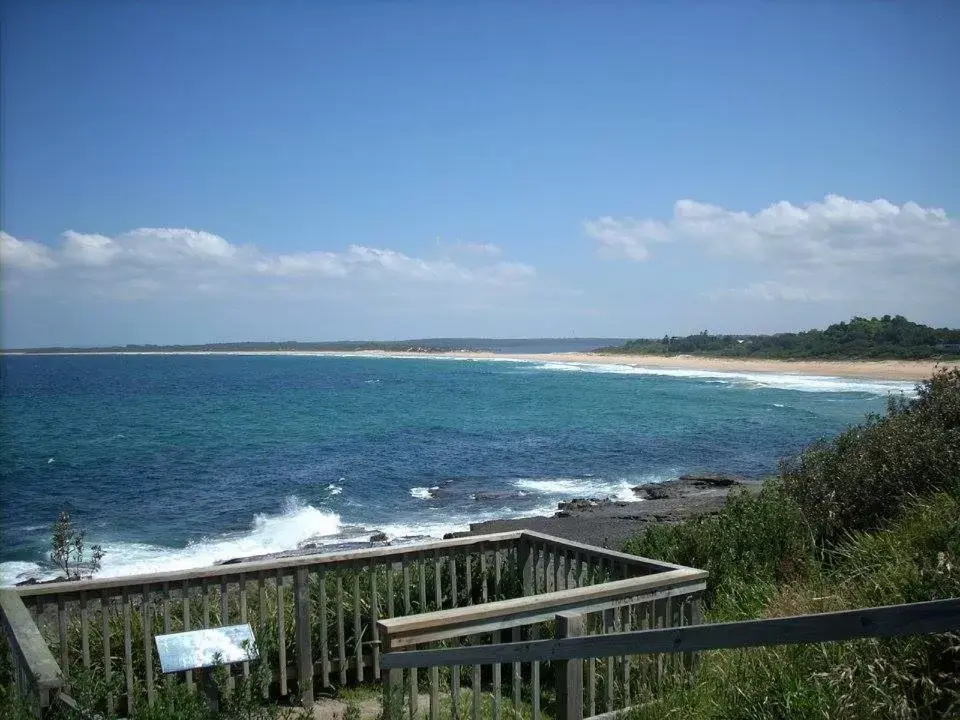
[49,510,104,581]
[622,367,960,719]
[600,315,960,359]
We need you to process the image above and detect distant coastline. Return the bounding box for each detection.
[3,347,954,381]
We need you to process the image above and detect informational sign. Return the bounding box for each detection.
[155,624,258,674]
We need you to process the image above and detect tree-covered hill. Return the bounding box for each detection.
[599,315,960,360]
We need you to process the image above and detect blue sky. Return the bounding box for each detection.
[2,2,958,346]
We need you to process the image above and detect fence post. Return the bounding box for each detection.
[682,593,703,674]
[518,536,534,597]
[293,567,314,710]
[556,612,584,720]
[382,631,404,720]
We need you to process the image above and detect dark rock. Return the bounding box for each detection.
[557,498,602,512]
[370,531,388,543]
[642,486,671,500]
[677,472,745,487]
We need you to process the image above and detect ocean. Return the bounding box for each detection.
[0,348,913,586]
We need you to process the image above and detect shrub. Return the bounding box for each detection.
[50,510,104,580]
[622,483,812,612]
[780,367,960,545]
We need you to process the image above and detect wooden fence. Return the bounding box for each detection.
[381,597,960,720]
[0,530,703,717]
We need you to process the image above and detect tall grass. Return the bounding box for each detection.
[620,368,960,719]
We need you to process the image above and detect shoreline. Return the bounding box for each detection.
[5,348,954,381]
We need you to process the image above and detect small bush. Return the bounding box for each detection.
[622,483,812,611]
[781,367,960,545]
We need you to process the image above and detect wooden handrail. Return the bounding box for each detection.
[378,568,707,648]
[381,597,960,669]
[0,590,64,704]
[15,531,523,599]
[520,530,692,574]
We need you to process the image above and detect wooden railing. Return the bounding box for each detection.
[378,565,706,720]
[381,597,960,720]
[0,530,698,717]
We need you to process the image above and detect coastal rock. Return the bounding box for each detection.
[370,531,388,542]
[642,486,671,500]
[677,472,746,487]
[557,498,601,512]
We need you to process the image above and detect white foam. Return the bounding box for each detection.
[513,476,647,503]
[0,561,47,587]
[528,362,913,395]
[327,483,343,496]
[410,486,438,500]
[0,497,342,586]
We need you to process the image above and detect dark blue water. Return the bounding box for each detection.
[0,353,908,584]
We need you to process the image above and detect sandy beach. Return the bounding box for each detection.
[339,350,953,382]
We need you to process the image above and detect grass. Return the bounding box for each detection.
[617,369,960,719]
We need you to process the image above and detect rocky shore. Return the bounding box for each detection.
[450,473,760,549]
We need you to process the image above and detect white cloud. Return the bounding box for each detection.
[587,195,960,305]
[0,227,536,297]
[588,195,958,269]
[0,232,58,269]
[583,216,670,261]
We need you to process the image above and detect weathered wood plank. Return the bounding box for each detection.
[294,567,313,709]
[142,587,155,706]
[371,563,380,680]
[430,645,440,720]
[182,581,193,692]
[556,612,584,720]
[383,598,960,669]
[465,551,473,607]
[122,588,134,714]
[79,592,90,668]
[277,571,288,696]
[620,604,630,708]
[257,573,267,697]
[318,570,329,687]
[239,574,250,679]
[353,570,363,683]
[418,553,427,611]
[57,595,68,679]
[450,554,458,608]
[480,547,489,604]
[531,624,541,720]
[387,562,395,619]
[409,660,419,720]
[377,571,706,647]
[603,608,614,712]
[434,550,443,611]
[0,590,63,698]
[521,531,685,575]
[201,578,210,628]
[162,582,171,634]
[492,651,502,720]
[472,660,481,720]
[511,626,521,713]
[221,576,229,626]
[337,570,347,685]
[403,560,412,615]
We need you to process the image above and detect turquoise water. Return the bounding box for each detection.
[0,353,911,585]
